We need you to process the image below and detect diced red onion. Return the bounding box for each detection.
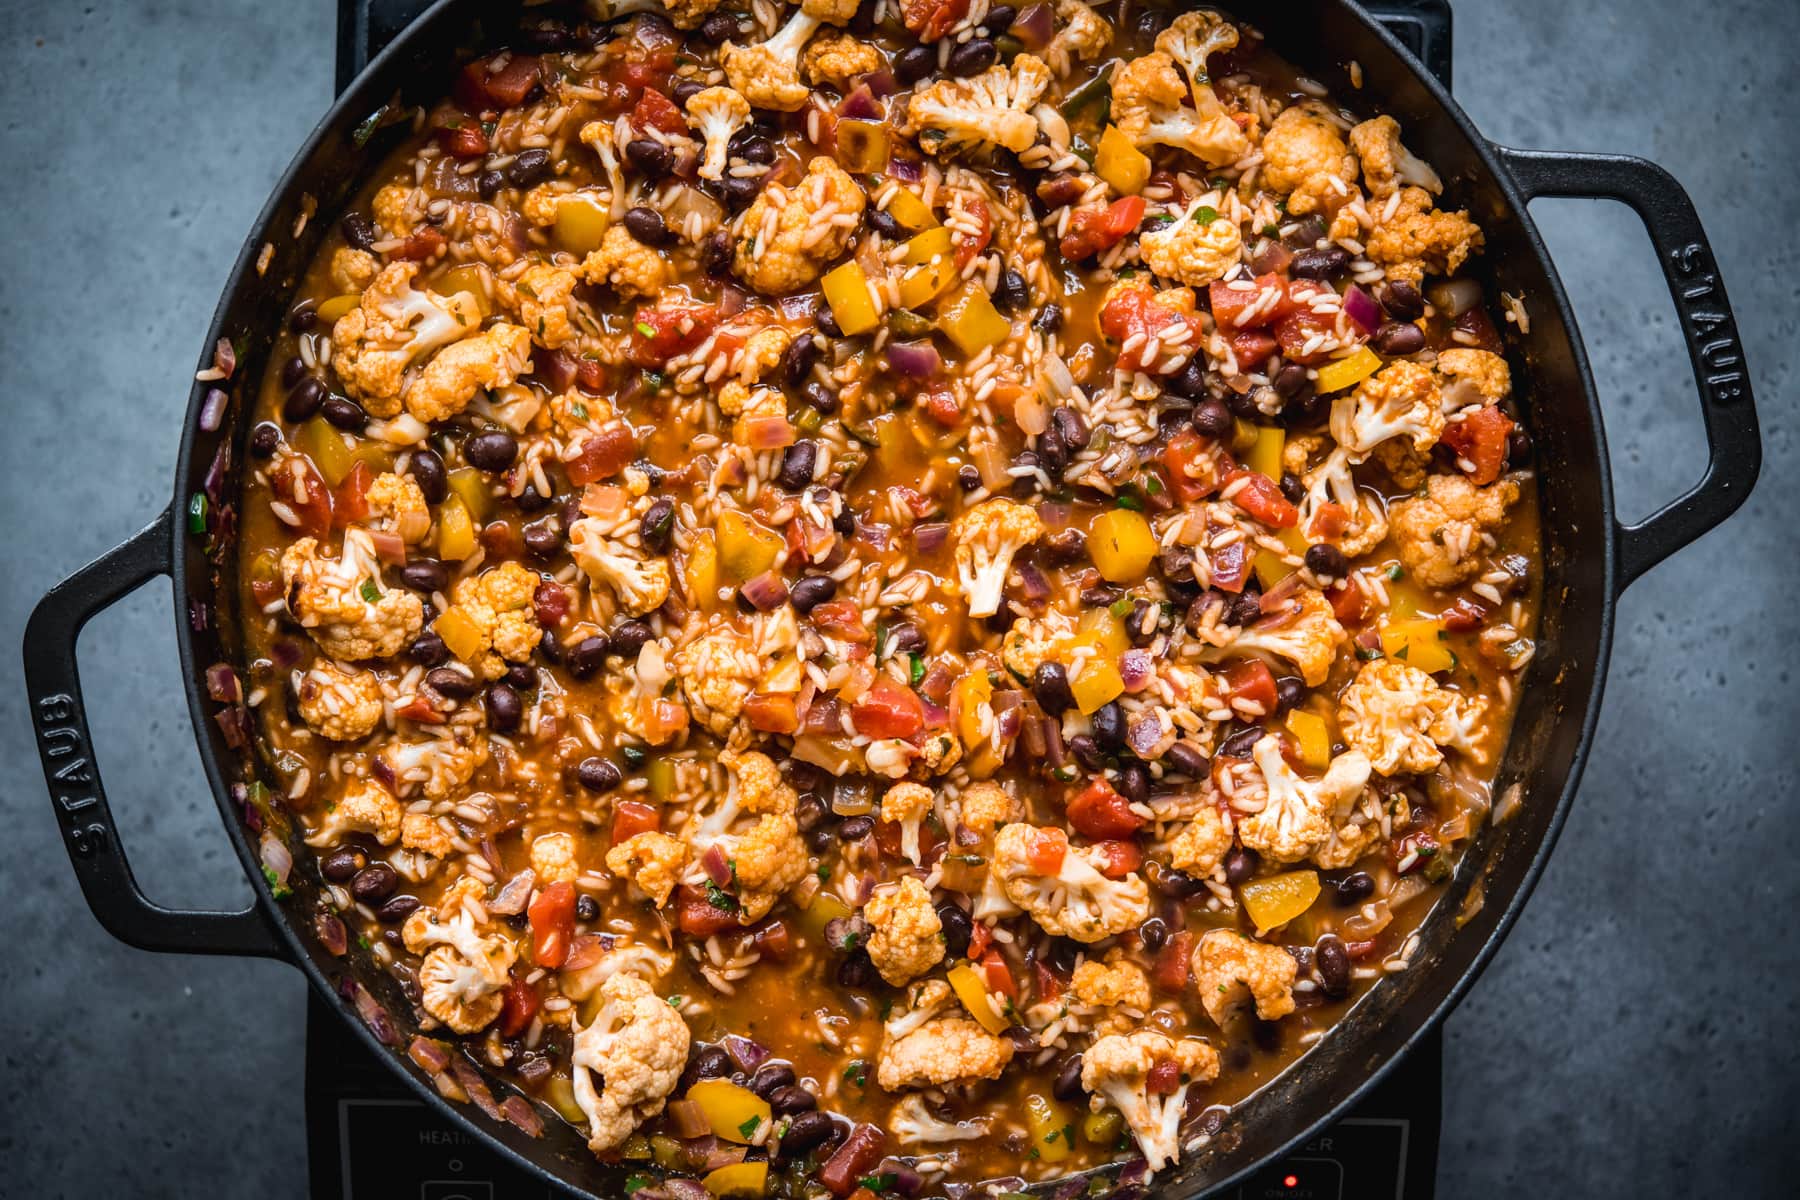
[778,293,819,320]
[350,982,399,1045]
[1251,240,1294,276]
[919,698,950,728]
[502,1095,544,1137]
[859,522,890,550]
[315,912,348,957]
[721,1034,770,1074]
[741,571,790,612]
[1020,713,1046,757]
[1128,714,1166,757]
[718,283,749,317]
[666,1098,712,1138]
[452,1059,503,1119]
[911,521,949,555]
[838,84,881,120]
[189,597,210,632]
[203,442,232,505]
[369,529,407,565]
[1041,716,1067,767]
[562,933,612,971]
[213,336,237,379]
[408,1035,451,1075]
[271,639,302,668]
[1037,501,1071,530]
[489,869,537,915]
[877,1158,924,1197]
[214,706,250,749]
[1258,572,1305,615]
[532,346,578,393]
[820,1124,888,1195]
[1013,2,1054,49]
[742,414,796,450]
[888,156,922,182]
[199,387,228,432]
[859,67,897,98]
[1119,649,1154,693]
[1016,561,1051,601]
[258,832,292,887]
[887,339,942,378]
[702,1140,748,1171]
[206,662,241,703]
[1343,284,1383,335]
[702,844,732,887]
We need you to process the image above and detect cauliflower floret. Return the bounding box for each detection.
[569,516,671,617]
[407,322,533,424]
[507,261,580,349]
[729,807,811,922]
[1348,114,1442,201]
[606,831,688,907]
[1339,658,1491,776]
[581,223,671,300]
[330,246,378,293]
[371,184,420,237]
[955,781,1020,843]
[1165,803,1233,877]
[377,731,489,799]
[720,0,854,112]
[1290,440,1389,559]
[1260,100,1357,217]
[304,778,402,847]
[1388,473,1521,588]
[1155,9,1243,116]
[1113,51,1248,169]
[586,0,725,31]
[531,831,582,884]
[1139,197,1243,288]
[999,610,1074,681]
[445,561,544,680]
[993,824,1150,942]
[364,471,432,544]
[330,261,481,417]
[736,325,793,385]
[864,876,946,986]
[951,498,1044,619]
[1329,359,1445,460]
[680,750,810,921]
[281,529,424,661]
[571,973,691,1155]
[403,878,518,1033]
[577,120,631,222]
[401,810,455,859]
[561,940,678,1004]
[1236,734,1371,864]
[1363,186,1484,285]
[803,30,881,90]
[732,155,867,294]
[1044,0,1113,76]
[888,1093,990,1145]
[671,623,760,734]
[520,184,567,227]
[1192,928,1297,1027]
[1080,1030,1221,1174]
[1435,347,1511,412]
[908,54,1052,156]
[683,86,751,182]
[295,659,384,742]
[1198,587,1344,687]
[880,781,935,866]
[1072,948,1152,1013]
[877,1016,1016,1091]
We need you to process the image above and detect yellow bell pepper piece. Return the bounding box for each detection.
[716,510,783,583]
[885,187,937,232]
[1284,709,1332,770]
[763,653,803,695]
[315,293,360,323]
[1230,417,1260,454]
[1076,606,1129,661]
[436,494,477,561]
[1070,654,1125,715]
[1380,617,1455,673]
[946,962,1008,1034]
[897,257,958,311]
[1088,509,1157,583]
[686,1079,773,1145]
[953,670,993,750]
[1315,344,1382,394]
[936,284,1010,356]
[1385,576,1427,620]
[553,192,611,255]
[436,263,492,317]
[1095,124,1150,195]
[543,1075,587,1125]
[447,467,493,523]
[1246,425,1286,481]
[796,891,852,944]
[703,1162,769,1198]
[684,529,719,607]
[296,417,357,486]
[835,119,890,174]
[1082,1109,1124,1146]
[821,261,881,336]
[1253,528,1311,590]
[433,606,486,663]
[903,225,953,267]
[1240,869,1322,935]
[1024,1094,1077,1163]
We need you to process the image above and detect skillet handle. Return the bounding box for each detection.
[21,511,286,959]
[1494,146,1762,591]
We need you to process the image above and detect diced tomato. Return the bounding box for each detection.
[330,460,372,528]
[952,196,992,269]
[1229,328,1279,369]
[1164,429,1225,502]
[1067,779,1144,839]
[1222,659,1278,711]
[628,303,719,366]
[1152,930,1194,992]
[250,577,284,607]
[1223,468,1299,528]
[1207,273,1288,330]
[631,87,687,137]
[533,579,570,629]
[456,54,543,111]
[393,226,446,262]
[979,948,1017,1000]
[1308,501,1350,541]
[744,692,801,734]
[1440,596,1489,632]
[1327,581,1367,625]
[1272,309,1339,365]
[1023,826,1068,875]
[1146,1058,1181,1095]
[1211,539,1251,593]
[528,881,577,969]
[852,677,925,739]
[1098,279,1204,349]
[901,0,970,41]
[1059,196,1145,261]
[1090,839,1144,879]
[923,385,961,427]
[395,696,446,725]
[498,976,543,1037]
[674,884,743,935]
[1442,405,1515,485]
[618,22,677,98]
[565,426,638,485]
[809,600,870,642]
[1032,959,1065,1003]
[576,356,608,394]
[611,800,660,846]
[436,122,489,159]
[273,455,332,539]
[966,920,993,961]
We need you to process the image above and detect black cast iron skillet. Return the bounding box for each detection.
[21,0,1762,1194]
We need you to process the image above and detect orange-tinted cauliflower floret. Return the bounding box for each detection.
[606,831,688,907]
[304,778,403,848]
[1192,928,1297,1027]
[508,261,580,349]
[1080,1030,1221,1174]
[864,876,946,986]
[330,246,378,293]
[571,973,691,1154]
[1198,587,1344,687]
[1287,436,1391,559]
[1166,803,1233,876]
[330,261,481,418]
[407,322,534,423]
[956,780,1020,841]
[402,878,518,1033]
[569,517,672,617]
[1045,0,1114,76]
[685,85,752,182]
[1388,473,1521,588]
[281,529,424,661]
[1259,100,1357,217]
[377,731,489,800]
[1349,114,1443,201]
[1330,359,1445,459]
[364,471,432,544]
[803,29,881,90]
[1138,197,1244,287]
[993,824,1150,942]
[908,54,1052,156]
[581,224,670,300]
[1236,734,1372,865]
[880,781,935,866]
[1363,186,1484,285]
[877,1014,1016,1091]
[1339,658,1491,776]
[446,561,543,680]
[295,659,384,742]
[720,0,857,112]
[671,623,760,734]
[951,498,1045,619]
[1072,948,1152,1013]
[1435,347,1512,411]
[732,155,867,295]
[1112,51,1247,168]
[530,831,582,884]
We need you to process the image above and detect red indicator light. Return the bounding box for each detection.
[1283,1175,1298,1189]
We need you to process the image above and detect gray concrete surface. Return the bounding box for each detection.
[0,1,1794,1196]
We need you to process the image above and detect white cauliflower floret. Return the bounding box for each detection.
[1349,114,1442,201]
[330,262,481,417]
[877,1015,1015,1091]
[569,516,671,616]
[803,29,881,90]
[1080,1030,1221,1174]
[330,246,378,293]
[880,781,935,866]
[864,876,946,986]
[1388,473,1521,588]
[1329,359,1445,459]
[363,471,432,544]
[281,529,424,661]
[1044,0,1113,76]
[581,223,671,299]
[993,823,1150,942]
[561,939,677,1004]
[506,261,580,349]
[671,623,760,734]
[407,322,534,424]
[1155,9,1241,112]
[295,659,384,741]
[1165,803,1233,877]
[721,0,858,112]
[1198,587,1344,687]
[1139,197,1243,288]
[951,498,1044,619]
[577,120,630,222]
[304,778,402,848]
[403,879,518,1033]
[570,973,691,1155]
[1236,735,1371,865]
[908,54,1052,156]
[732,155,867,295]
[1289,438,1389,559]
[1363,186,1484,285]
[1259,100,1357,218]
[888,1093,990,1145]
[586,0,725,30]
[1338,658,1491,776]
[1192,928,1297,1027]
[1113,51,1248,169]
[377,731,489,800]
[530,831,582,884]
[1434,347,1511,412]
[684,86,751,181]
[680,750,810,922]
[999,609,1074,681]
[445,560,544,679]
[606,831,688,907]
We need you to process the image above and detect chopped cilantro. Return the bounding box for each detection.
[624,1174,652,1195]
[703,879,740,913]
[621,745,647,767]
[738,1114,762,1139]
[1386,563,1405,581]
[842,1059,868,1086]
[570,401,588,420]
[1195,205,1220,226]
[1109,597,1133,618]
[186,492,207,534]
[261,865,292,899]
[908,652,926,686]
[860,1173,898,1193]
[352,104,389,147]
[1263,223,1281,238]
[1115,493,1144,511]
[667,995,685,1008]
[635,321,656,339]
[359,578,381,603]
[817,863,832,883]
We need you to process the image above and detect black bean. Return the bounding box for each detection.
[1049,407,1090,453]
[523,520,564,559]
[698,11,740,41]
[1116,761,1150,805]
[837,815,874,842]
[1316,935,1351,998]
[1291,246,1351,279]
[1226,388,1263,420]
[426,667,479,699]
[885,621,925,656]
[515,479,554,513]
[702,231,734,276]
[282,377,326,423]
[1377,280,1425,320]
[1334,870,1376,907]
[867,208,903,239]
[1125,599,1159,646]
[895,44,937,84]
[1132,6,1167,38]
[609,619,654,659]
[1279,471,1306,504]
[409,630,449,666]
[780,1110,835,1154]
[957,464,982,491]
[400,559,449,594]
[350,863,399,903]
[1092,701,1126,751]
[621,135,672,175]
[1372,321,1426,357]
[749,1063,797,1098]
[1281,215,1328,250]
[936,903,973,960]
[632,498,674,555]
[477,169,505,200]
[320,848,367,882]
[1045,937,1081,975]
[790,574,837,614]
[836,951,878,990]
[1274,676,1306,713]
[278,355,307,390]
[1041,528,1086,565]
[321,394,367,432]
[802,379,839,415]
[783,333,820,389]
[732,130,776,164]
[1168,357,1209,400]
[1226,588,1263,628]
[1052,1055,1086,1102]
[408,448,447,504]
[993,268,1030,312]
[948,38,997,76]
[464,430,518,472]
[375,894,421,924]
[683,1045,733,1093]
[1224,847,1259,886]
[249,421,282,458]
[1032,303,1064,335]
[1507,425,1532,465]
[577,756,623,793]
[1031,662,1074,716]
[1272,362,1311,399]
[485,684,522,732]
[624,205,673,247]
[769,1084,817,1115]
[1166,741,1209,777]
[778,440,818,490]
[831,505,856,537]
[288,300,318,333]
[1001,1024,1038,1056]
[341,211,377,251]
[1147,860,1206,897]
[1219,725,1261,758]
[1036,424,1068,474]
[1068,733,1103,772]
[671,80,704,110]
[796,792,830,834]
[506,662,537,690]
[506,147,551,188]
[1138,916,1169,952]
[576,894,600,922]
[814,304,842,337]
[566,635,610,679]
[1305,543,1349,579]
